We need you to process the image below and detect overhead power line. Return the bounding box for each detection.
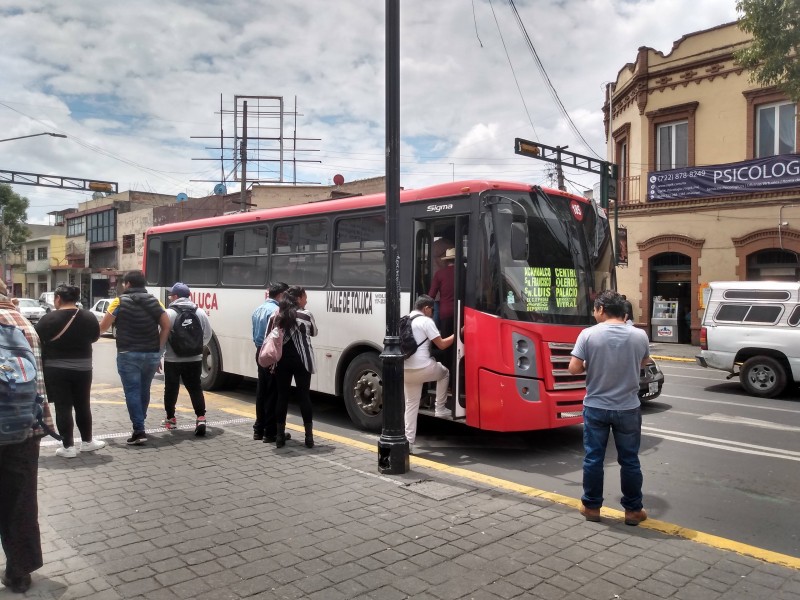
[505,0,602,160]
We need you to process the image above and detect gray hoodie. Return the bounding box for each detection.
[164,297,213,362]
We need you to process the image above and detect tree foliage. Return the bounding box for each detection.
[0,184,32,253]
[736,0,800,102]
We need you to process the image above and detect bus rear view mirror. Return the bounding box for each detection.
[510,222,529,261]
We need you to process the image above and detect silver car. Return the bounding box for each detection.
[17,298,47,323]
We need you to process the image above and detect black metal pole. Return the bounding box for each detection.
[378,0,409,474]
[240,101,248,212]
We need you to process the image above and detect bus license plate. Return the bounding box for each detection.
[649,382,659,394]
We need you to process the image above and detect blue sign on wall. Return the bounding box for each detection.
[648,153,800,201]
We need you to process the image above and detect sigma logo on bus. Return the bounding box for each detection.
[569,200,584,221]
[427,203,453,213]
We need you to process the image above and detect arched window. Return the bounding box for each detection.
[746,249,800,281]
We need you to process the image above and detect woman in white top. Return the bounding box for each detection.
[403,294,454,450]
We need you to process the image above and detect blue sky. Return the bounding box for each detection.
[0,0,738,224]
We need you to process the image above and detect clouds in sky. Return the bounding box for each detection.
[0,0,738,223]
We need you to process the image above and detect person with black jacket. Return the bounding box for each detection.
[34,284,102,458]
[271,285,317,449]
[100,270,170,445]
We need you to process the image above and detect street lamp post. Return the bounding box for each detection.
[0,132,67,143]
[377,0,409,474]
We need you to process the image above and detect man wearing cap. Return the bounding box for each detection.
[100,270,170,445]
[251,281,289,442]
[162,282,213,436]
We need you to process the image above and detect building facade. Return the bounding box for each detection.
[605,22,800,345]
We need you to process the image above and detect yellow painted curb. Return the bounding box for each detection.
[651,355,696,363]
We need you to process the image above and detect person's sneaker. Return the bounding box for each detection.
[253,431,263,441]
[126,431,147,445]
[434,411,449,418]
[194,416,207,437]
[263,432,290,443]
[80,439,106,452]
[55,446,78,458]
[624,508,648,526]
[1,572,32,593]
[162,417,177,430]
[580,504,601,522]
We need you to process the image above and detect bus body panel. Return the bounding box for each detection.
[463,308,585,431]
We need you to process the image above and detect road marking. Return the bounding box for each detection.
[661,393,800,413]
[700,413,800,433]
[642,426,800,459]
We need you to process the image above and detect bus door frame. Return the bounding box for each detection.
[411,215,468,419]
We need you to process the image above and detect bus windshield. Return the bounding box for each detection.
[482,188,614,326]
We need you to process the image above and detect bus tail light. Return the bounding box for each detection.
[699,327,707,350]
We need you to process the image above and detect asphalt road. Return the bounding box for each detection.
[91,338,800,558]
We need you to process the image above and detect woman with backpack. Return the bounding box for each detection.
[34,284,102,458]
[270,285,317,448]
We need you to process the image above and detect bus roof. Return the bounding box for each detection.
[146,180,589,235]
[709,281,800,291]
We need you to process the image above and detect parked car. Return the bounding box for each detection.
[16,298,47,323]
[90,298,116,337]
[38,291,82,312]
[639,359,664,402]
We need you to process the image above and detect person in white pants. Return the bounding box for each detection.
[404,294,455,450]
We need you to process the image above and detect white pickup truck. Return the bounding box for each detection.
[696,280,800,397]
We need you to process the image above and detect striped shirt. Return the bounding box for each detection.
[269,309,318,374]
[0,300,53,439]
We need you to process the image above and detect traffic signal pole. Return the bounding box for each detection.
[514,138,620,262]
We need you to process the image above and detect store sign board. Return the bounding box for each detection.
[648,153,800,201]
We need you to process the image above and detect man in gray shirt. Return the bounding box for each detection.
[568,290,651,526]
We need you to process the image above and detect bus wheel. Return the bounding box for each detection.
[343,354,383,432]
[740,356,787,398]
[202,339,226,391]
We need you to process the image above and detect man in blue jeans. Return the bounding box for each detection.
[100,270,170,445]
[568,290,651,526]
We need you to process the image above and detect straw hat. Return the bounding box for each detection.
[441,248,456,261]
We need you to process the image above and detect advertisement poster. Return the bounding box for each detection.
[648,152,800,201]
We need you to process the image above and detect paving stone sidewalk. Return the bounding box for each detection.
[3,385,799,600]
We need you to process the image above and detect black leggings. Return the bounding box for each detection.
[274,341,313,425]
[43,367,93,448]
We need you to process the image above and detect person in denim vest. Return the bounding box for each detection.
[568,290,652,526]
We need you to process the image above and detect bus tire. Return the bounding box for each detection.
[740,355,787,398]
[202,338,226,391]
[343,353,384,432]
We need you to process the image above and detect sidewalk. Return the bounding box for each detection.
[4,382,799,600]
[649,342,699,362]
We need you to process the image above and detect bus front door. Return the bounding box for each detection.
[412,217,467,421]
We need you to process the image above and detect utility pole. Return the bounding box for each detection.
[240,101,248,212]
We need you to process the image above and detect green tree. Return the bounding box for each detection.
[0,184,32,255]
[736,0,800,102]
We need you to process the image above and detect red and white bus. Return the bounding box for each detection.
[143,180,614,433]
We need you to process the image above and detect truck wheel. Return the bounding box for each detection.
[740,356,787,398]
[342,353,383,432]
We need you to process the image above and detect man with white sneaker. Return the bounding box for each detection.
[568,290,651,526]
[403,294,454,452]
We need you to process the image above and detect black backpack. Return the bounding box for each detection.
[169,307,204,357]
[399,314,423,360]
